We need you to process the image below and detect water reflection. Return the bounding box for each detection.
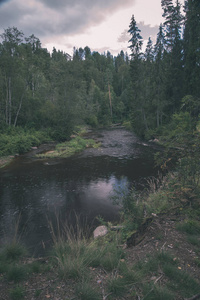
[0,128,157,255]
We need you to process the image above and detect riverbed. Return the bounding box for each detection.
[0,128,159,255]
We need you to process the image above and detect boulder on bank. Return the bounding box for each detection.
[93,225,108,239]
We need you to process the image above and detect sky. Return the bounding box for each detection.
[0,0,185,57]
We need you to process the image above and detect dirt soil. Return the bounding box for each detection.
[0,213,200,300]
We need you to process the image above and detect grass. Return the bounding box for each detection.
[74,281,101,300]
[0,171,199,299]
[37,135,101,158]
[0,222,199,300]
[142,284,174,300]
[7,264,27,283]
[133,251,200,299]
[1,242,27,262]
[9,285,25,300]
[107,276,127,296]
[176,219,200,235]
[176,219,200,248]
[163,263,200,297]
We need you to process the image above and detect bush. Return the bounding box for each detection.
[0,242,27,262]
[0,127,50,156]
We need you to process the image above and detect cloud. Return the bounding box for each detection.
[118,22,159,45]
[0,0,9,5]
[138,22,159,42]
[0,0,135,39]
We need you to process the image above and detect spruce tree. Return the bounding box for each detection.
[183,0,200,97]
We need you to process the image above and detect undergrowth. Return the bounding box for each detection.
[37,135,101,158]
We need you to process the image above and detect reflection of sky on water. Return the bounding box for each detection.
[0,128,157,255]
[0,174,125,251]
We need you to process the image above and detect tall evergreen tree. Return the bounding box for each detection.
[183,0,200,97]
[153,24,167,127]
[128,15,143,58]
[161,0,184,113]
[128,15,147,135]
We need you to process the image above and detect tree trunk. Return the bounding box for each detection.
[108,83,112,119]
[142,108,149,131]
[8,77,12,126]
[157,107,160,128]
[14,91,25,127]
[5,77,8,124]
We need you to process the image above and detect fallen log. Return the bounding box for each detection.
[126,217,153,247]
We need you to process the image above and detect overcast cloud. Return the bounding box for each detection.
[0,0,173,55]
[0,0,134,38]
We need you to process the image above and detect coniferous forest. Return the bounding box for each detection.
[0,0,199,154]
[1,1,200,298]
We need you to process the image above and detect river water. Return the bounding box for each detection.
[0,128,158,256]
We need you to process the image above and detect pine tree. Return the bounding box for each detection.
[128,15,143,58]
[128,15,147,135]
[183,0,200,97]
[154,24,167,127]
[161,0,184,113]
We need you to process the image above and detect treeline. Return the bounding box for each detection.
[0,0,199,143]
[128,0,200,138]
[0,28,130,141]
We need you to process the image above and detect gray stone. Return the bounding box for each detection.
[93,225,108,239]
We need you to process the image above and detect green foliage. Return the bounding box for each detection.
[142,284,174,300]
[186,235,200,247]
[134,251,200,299]
[0,242,27,262]
[122,120,132,130]
[9,286,25,300]
[85,115,98,128]
[75,281,101,300]
[28,261,42,274]
[7,265,27,282]
[107,276,127,296]
[176,220,200,235]
[100,242,125,271]
[37,135,100,158]
[0,127,50,156]
[163,263,200,297]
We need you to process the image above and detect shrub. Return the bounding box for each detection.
[1,242,27,262]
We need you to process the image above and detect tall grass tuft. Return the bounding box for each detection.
[7,265,27,283]
[74,280,101,300]
[9,285,25,300]
[0,213,27,262]
[49,212,103,279]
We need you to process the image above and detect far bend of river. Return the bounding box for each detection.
[0,128,160,256]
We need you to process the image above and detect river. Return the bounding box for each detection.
[0,128,159,256]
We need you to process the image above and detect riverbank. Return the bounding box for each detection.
[36,135,101,158]
[0,127,199,299]
[0,126,99,168]
[0,207,200,300]
[0,156,14,169]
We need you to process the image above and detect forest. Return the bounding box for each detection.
[0,0,199,154]
[0,1,200,299]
